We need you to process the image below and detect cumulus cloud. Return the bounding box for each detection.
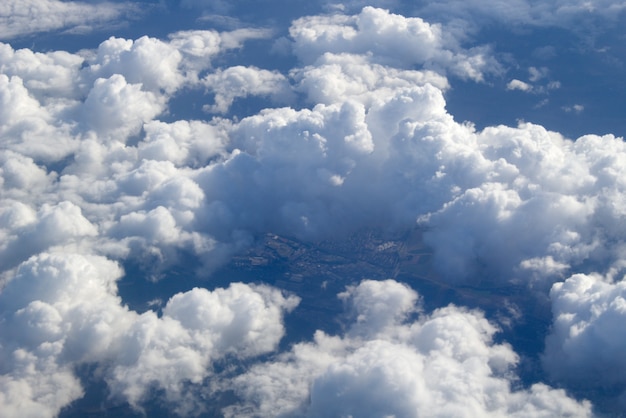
[507,79,533,92]
[1,9,621,287]
[0,252,299,416]
[291,52,449,106]
[543,272,626,412]
[0,0,136,39]
[2,4,626,416]
[289,6,499,80]
[0,43,84,100]
[203,65,294,113]
[225,279,591,418]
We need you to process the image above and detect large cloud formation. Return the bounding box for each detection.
[0,252,299,416]
[1,2,626,416]
[225,280,591,417]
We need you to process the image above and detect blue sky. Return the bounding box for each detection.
[2,1,626,417]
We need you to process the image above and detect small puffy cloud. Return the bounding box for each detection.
[169,28,273,74]
[203,65,294,113]
[338,279,420,336]
[507,78,533,92]
[528,66,549,82]
[563,104,585,113]
[506,76,559,94]
[225,279,591,418]
[0,0,136,39]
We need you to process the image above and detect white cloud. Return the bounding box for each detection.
[81,75,166,141]
[0,43,84,100]
[225,279,591,418]
[289,6,499,81]
[543,272,626,410]
[418,0,626,29]
[0,74,78,162]
[507,79,533,92]
[528,66,549,82]
[291,52,449,106]
[2,7,626,415]
[107,282,299,412]
[85,35,185,95]
[203,65,294,113]
[0,252,299,416]
[0,0,136,39]
[139,120,227,167]
[563,104,585,113]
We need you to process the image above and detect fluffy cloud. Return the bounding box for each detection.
[289,6,499,80]
[203,65,294,113]
[543,272,626,412]
[0,43,84,100]
[0,252,299,416]
[291,52,449,106]
[507,79,533,92]
[81,74,166,141]
[2,4,626,416]
[225,279,591,418]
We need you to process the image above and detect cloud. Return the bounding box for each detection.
[0,43,84,100]
[0,74,77,162]
[289,6,499,81]
[0,252,299,416]
[1,6,626,415]
[106,282,299,413]
[225,279,592,418]
[506,71,560,94]
[81,75,166,141]
[417,0,626,29]
[291,52,449,106]
[543,272,626,412]
[139,119,227,167]
[1,9,625,291]
[84,36,185,95]
[507,79,533,92]
[202,65,294,113]
[563,104,585,113]
[0,0,136,39]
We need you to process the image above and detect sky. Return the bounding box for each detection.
[2,0,626,417]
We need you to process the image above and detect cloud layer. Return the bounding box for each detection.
[0,0,136,39]
[1,3,626,416]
